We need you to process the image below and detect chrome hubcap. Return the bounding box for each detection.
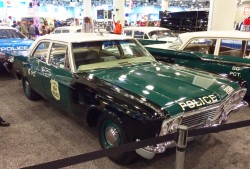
[24,80,31,95]
[105,126,120,146]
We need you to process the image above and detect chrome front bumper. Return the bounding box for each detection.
[135,99,248,159]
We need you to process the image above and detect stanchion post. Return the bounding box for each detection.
[175,125,188,169]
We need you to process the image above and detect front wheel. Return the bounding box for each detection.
[22,78,41,101]
[97,114,139,165]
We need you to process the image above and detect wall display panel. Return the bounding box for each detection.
[97,9,112,19]
[160,10,209,33]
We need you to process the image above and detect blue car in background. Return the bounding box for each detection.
[0,26,34,70]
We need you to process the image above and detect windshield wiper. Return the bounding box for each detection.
[118,61,133,66]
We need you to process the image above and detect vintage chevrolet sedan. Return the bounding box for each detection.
[145,30,250,97]
[10,33,247,164]
[0,26,33,67]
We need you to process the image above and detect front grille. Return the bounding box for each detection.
[180,89,246,129]
[181,108,218,128]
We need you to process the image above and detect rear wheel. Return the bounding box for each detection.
[22,78,41,101]
[97,114,139,165]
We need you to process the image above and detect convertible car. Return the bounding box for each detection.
[146,30,250,97]
[9,33,247,164]
[0,26,33,67]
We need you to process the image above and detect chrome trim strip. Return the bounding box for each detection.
[201,58,250,67]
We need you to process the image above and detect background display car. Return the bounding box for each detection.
[52,26,82,34]
[52,26,108,34]
[123,27,177,46]
[10,33,247,164]
[146,30,250,97]
[0,26,33,68]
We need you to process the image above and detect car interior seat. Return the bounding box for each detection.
[74,50,101,69]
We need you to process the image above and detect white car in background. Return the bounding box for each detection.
[52,26,109,34]
[52,26,82,34]
[123,27,177,46]
[0,26,33,67]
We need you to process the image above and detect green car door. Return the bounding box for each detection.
[41,42,74,113]
[25,41,51,99]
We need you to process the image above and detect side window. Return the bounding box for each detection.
[54,30,61,34]
[0,30,7,39]
[219,39,246,58]
[62,30,70,33]
[49,43,70,70]
[134,31,144,39]
[32,42,50,62]
[124,30,132,37]
[183,38,216,54]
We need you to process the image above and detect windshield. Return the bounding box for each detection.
[148,30,176,39]
[0,29,26,39]
[72,39,155,71]
[168,36,183,50]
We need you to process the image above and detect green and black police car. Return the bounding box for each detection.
[9,33,248,164]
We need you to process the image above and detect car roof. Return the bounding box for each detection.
[37,33,134,43]
[123,27,170,33]
[179,30,250,40]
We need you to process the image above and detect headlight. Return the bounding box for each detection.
[160,117,182,136]
[239,88,247,98]
[8,56,14,63]
[169,118,181,133]
[0,52,5,59]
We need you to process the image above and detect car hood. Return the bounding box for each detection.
[89,62,240,116]
[0,38,34,52]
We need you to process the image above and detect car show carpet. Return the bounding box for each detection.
[0,70,250,169]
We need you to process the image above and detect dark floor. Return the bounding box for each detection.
[0,70,250,169]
